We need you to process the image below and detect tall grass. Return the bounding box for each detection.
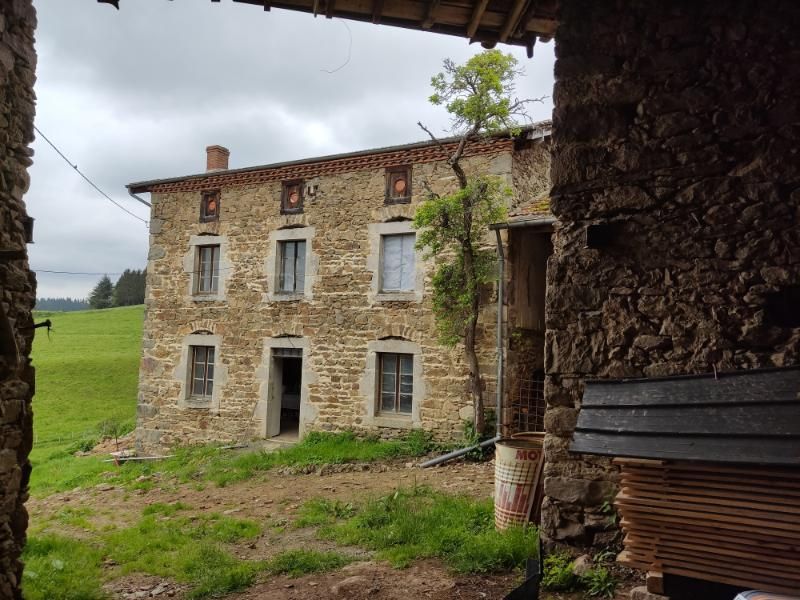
[301,485,539,573]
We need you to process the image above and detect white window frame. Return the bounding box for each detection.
[184,235,232,302]
[265,227,318,302]
[359,339,425,429]
[367,221,424,304]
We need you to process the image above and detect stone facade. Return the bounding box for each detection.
[133,132,551,450]
[543,0,800,544]
[0,1,37,597]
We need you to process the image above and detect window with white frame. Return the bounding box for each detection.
[195,245,220,294]
[278,240,306,294]
[380,233,415,292]
[379,352,413,415]
[190,345,215,399]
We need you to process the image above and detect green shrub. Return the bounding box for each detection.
[541,551,578,592]
[581,566,618,598]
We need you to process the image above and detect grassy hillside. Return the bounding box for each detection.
[30,306,143,483]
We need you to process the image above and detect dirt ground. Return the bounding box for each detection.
[29,458,634,600]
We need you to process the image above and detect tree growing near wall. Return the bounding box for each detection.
[414,50,540,435]
[88,275,114,309]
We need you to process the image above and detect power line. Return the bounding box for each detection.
[33,125,149,225]
[35,269,126,276]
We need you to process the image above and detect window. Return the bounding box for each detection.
[278,240,306,294]
[195,245,220,294]
[379,353,413,415]
[281,180,304,214]
[190,346,215,398]
[200,190,220,222]
[381,233,415,292]
[385,166,411,204]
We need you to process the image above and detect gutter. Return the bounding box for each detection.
[128,188,152,208]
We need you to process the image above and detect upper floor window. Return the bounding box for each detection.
[278,240,306,294]
[381,233,415,292]
[195,245,220,294]
[200,190,220,222]
[190,345,215,399]
[281,180,304,214]
[379,352,413,415]
[385,166,411,204]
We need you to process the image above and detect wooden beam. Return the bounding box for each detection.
[467,0,490,38]
[372,0,384,24]
[422,0,441,29]
[500,0,530,42]
[325,0,336,18]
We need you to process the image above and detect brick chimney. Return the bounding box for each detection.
[206,145,230,172]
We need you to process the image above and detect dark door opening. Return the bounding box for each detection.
[278,356,301,437]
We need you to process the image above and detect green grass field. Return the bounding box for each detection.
[30,306,143,483]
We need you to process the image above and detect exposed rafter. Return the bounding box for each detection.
[466,0,490,38]
[422,0,441,29]
[97,0,559,50]
[372,0,384,24]
[499,0,529,42]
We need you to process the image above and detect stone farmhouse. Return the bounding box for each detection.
[127,124,552,451]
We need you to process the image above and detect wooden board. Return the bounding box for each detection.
[616,461,800,596]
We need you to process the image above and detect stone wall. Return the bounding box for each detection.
[543,0,800,545]
[0,1,37,597]
[137,142,550,450]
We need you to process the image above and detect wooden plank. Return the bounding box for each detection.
[620,470,800,497]
[421,0,440,28]
[625,534,800,569]
[571,431,800,465]
[619,516,800,550]
[371,0,384,23]
[617,493,800,529]
[618,482,800,513]
[578,403,800,436]
[616,506,799,540]
[621,522,800,556]
[581,367,800,408]
[618,463,800,487]
[499,0,529,42]
[466,0,489,37]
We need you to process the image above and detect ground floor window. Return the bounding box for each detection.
[191,345,215,398]
[379,352,413,415]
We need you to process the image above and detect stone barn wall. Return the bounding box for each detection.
[0,0,37,597]
[543,0,800,544]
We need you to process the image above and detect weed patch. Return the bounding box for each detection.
[311,486,537,573]
[22,535,105,600]
[265,550,353,577]
[34,431,437,497]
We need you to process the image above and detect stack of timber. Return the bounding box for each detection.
[616,458,800,595]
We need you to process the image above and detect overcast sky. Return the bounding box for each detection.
[28,0,555,299]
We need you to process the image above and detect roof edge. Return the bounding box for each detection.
[127,121,552,193]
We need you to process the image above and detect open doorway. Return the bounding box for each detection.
[506,227,552,435]
[268,347,303,440]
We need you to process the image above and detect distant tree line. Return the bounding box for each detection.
[87,269,147,309]
[35,297,89,312]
